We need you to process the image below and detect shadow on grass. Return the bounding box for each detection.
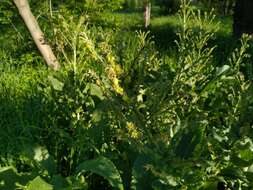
[211,31,237,66]
[149,15,179,52]
[150,22,178,52]
[148,14,243,69]
[0,94,46,154]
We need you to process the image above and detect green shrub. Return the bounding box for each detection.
[1,0,253,189]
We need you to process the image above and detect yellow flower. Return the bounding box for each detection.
[105,53,124,96]
[126,122,140,139]
[107,66,124,95]
[130,130,139,139]
[112,78,124,95]
[113,64,123,75]
[106,54,116,65]
[107,54,123,75]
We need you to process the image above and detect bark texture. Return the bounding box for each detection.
[13,0,60,70]
[233,0,253,37]
[144,2,151,28]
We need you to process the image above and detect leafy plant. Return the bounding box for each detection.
[1,0,253,189]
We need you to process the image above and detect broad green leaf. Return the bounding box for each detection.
[65,176,88,190]
[200,65,231,95]
[21,145,56,175]
[27,176,53,190]
[51,175,69,189]
[240,149,253,161]
[152,179,178,190]
[232,139,253,167]
[87,83,104,100]
[220,167,245,180]
[247,165,253,173]
[76,156,123,190]
[231,154,253,167]
[91,110,102,123]
[132,154,153,190]
[245,172,253,181]
[198,181,217,190]
[216,65,230,77]
[48,76,64,91]
[234,138,253,151]
[0,167,31,190]
[173,120,205,159]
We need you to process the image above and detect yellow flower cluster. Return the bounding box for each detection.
[126,122,141,139]
[112,77,124,95]
[80,32,100,61]
[106,53,124,95]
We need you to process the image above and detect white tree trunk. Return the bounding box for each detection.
[144,2,151,28]
[13,0,60,70]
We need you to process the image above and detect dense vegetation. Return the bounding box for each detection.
[1,0,253,189]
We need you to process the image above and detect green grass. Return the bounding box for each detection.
[90,11,143,30]
[150,12,233,47]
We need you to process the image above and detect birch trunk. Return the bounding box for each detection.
[13,0,60,70]
[144,2,151,28]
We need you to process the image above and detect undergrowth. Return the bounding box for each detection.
[1,0,253,189]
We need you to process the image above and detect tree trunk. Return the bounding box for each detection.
[233,0,253,37]
[144,2,151,28]
[13,0,60,70]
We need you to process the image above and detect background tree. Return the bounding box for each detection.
[13,0,60,70]
[233,0,253,37]
[192,0,235,15]
[144,0,151,28]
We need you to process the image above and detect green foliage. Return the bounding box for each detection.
[0,167,32,190]
[1,0,253,189]
[76,157,124,190]
[26,176,53,190]
[195,0,236,16]
[0,0,15,25]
